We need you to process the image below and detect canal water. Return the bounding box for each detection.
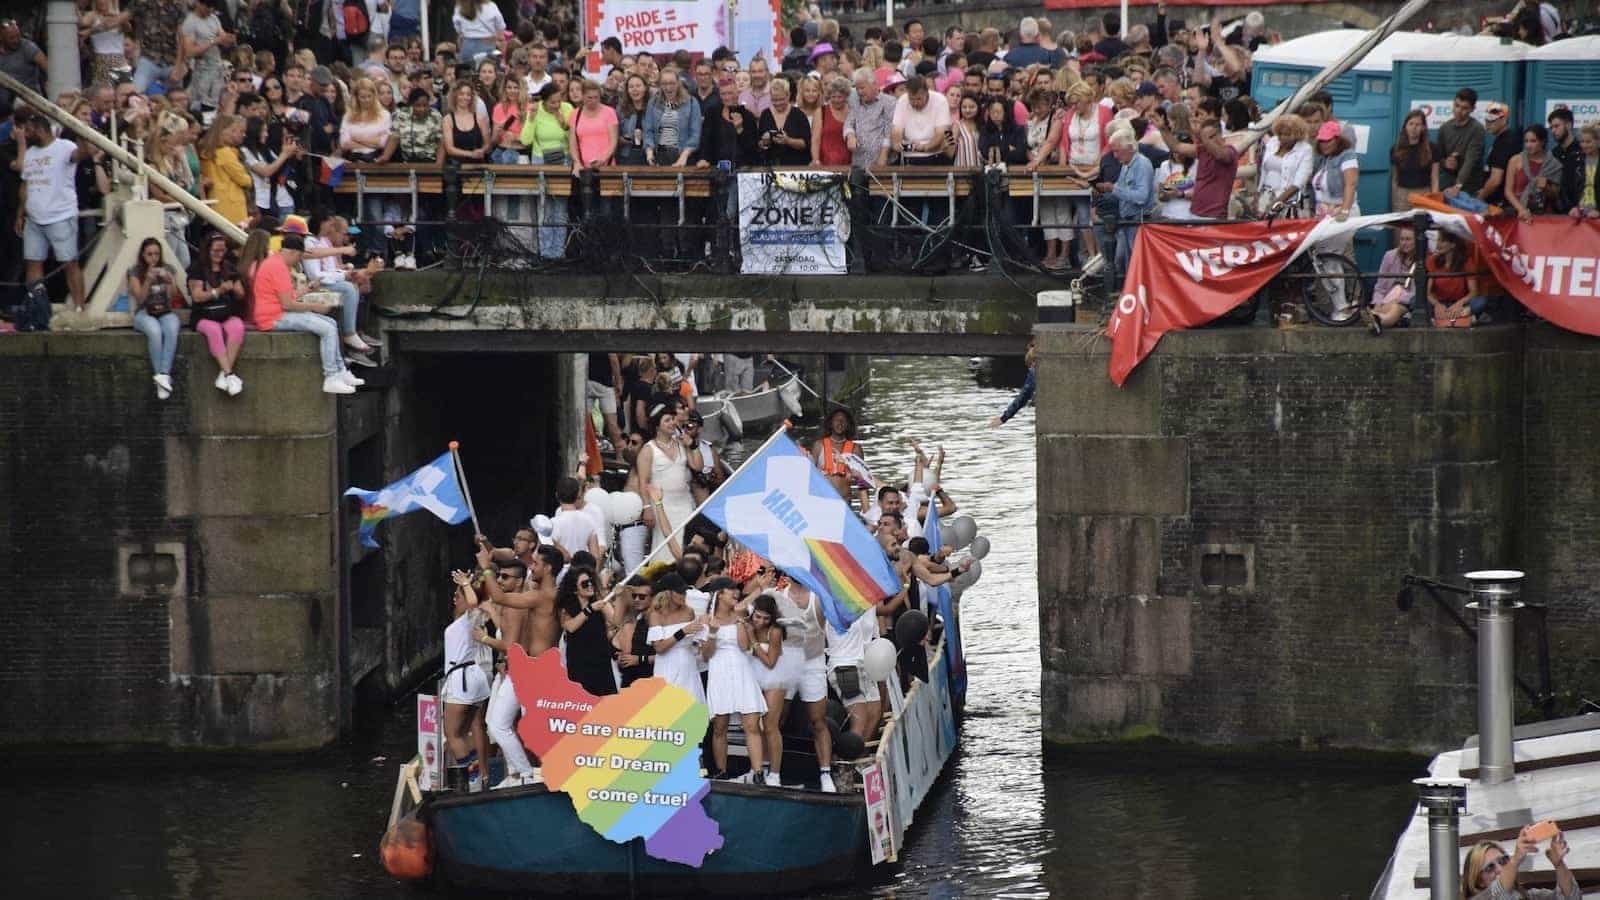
[5,356,1421,898]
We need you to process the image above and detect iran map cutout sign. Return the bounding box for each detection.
[508,646,723,866]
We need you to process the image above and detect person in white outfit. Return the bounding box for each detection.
[442,573,493,791]
[827,603,883,743]
[637,406,697,563]
[775,577,836,792]
[646,574,708,707]
[700,577,767,782]
[749,591,801,787]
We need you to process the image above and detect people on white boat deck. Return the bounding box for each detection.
[435,398,972,795]
[1462,827,1579,900]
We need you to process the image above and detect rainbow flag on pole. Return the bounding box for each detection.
[343,452,470,548]
[702,435,899,632]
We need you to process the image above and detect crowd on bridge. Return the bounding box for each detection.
[2,2,1598,369]
[437,372,972,794]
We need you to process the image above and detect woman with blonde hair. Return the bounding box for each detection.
[1022,88,1068,268]
[451,0,506,63]
[198,114,253,227]
[149,111,198,269]
[1056,80,1110,267]
[1257,113,1313,216]
[645,574,707,705]
[796,74,824,137]
[342,77,399,251]
[1460,827,1577,900]
[82,0,130,86]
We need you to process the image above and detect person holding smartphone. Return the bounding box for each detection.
[757,78,811,166]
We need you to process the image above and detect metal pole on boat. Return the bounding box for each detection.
[1414,777,1469,900]
[1465,570,1523,785]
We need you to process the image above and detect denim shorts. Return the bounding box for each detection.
[24,217,79,262]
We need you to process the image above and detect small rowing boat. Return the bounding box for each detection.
[697,374,805,445]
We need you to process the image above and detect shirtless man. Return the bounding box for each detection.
[475,540,563,789]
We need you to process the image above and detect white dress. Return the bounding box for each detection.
[647,623,707,706]
[751,627,803,695]
[705,624,768,716]
[644,441,695,562]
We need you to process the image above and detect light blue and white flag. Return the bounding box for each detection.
[701,434,900,633]
[922,494,966,695]
[344,452,471,548]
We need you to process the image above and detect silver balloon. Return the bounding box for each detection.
[938,522,956,548]
[953,559,982,591]
[951,516,978,550]
[968,535,991,560]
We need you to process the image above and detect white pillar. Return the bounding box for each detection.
[46,1,82,100]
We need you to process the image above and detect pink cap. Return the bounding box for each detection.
[1315,120,1342,142]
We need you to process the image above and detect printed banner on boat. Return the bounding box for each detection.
[508,646,723,867]
[877,644,957,863]
[738,171,850,275]
[587,0,726,59]
[416,694,443,791]
[862,764,892,864]
[1460,216,1600,338]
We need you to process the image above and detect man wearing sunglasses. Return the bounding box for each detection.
[475,541,562,789]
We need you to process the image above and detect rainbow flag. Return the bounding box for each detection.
[702,435,900,632]
[343,451,470,547]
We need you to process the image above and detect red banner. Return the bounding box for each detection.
[1108,220,1316,386]
[1462,217,1600,338]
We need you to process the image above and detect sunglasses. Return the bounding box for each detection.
[1481,856,1508,876]
[578,579,593,588]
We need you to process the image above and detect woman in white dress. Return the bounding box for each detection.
[646,574,707,705]
[701,579,768,781]
[749,591,800,786]
[636,406,696,563]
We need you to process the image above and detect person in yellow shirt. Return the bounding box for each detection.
[198,114,252,227]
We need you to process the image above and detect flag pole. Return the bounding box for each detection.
[598,424,794,607]
[448,441,483,537]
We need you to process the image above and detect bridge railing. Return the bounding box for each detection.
[328,163,1093,274]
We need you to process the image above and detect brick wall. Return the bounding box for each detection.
[1037,323,1600,754]
[0,333,340,749]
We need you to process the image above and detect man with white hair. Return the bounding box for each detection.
[1226,11,1270,51]
[1093,129,1157,299]
[1004,16,1055,68]
[844,67,893,169]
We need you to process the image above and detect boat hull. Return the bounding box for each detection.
[425,780,869,896]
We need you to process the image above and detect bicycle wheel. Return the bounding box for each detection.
[1302,252,1367,326]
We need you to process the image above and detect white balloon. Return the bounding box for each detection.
[606,491,644,525]
[951,516,978,550]
[583,487,610,511]
[968,535,991,560]
[581,488,609,535]
[530,514,554,539]
[863,637,898,682]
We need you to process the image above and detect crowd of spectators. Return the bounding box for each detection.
[2,2,1597,348]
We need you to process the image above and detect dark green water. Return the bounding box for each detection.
[2,356,1422,898]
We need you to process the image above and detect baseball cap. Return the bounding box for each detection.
[1135,81,1160,97]
[1315,120,1342,142]
[280,233,306,251]
[1483,101,1508,121]
[809,42,837,62]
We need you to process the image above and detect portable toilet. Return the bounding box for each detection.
[1252,29,1423,272]
[1524,37,1600,131]
[1391,34,1532,134]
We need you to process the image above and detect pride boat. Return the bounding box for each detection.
[382,633,964,897]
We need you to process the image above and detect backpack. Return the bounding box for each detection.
[342,0,370,41]
[14,281,52,332]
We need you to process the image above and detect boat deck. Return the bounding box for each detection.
[1373,713,1600,897]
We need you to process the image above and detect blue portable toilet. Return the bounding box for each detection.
[1524,37,1600,132]
[1391,34,1532,134]
[1251,30,1421,272]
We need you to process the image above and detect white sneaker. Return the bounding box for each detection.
[492,773,524,790]
[396,253,417,270]
[154,373,173,392]
[818,771,837,793]
[214,371,229,392]
[343,334,373,353]
[226,374,243,396]
[322,374,357,394]
[339,369,366,387]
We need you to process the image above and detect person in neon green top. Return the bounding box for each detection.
[520,83,573,165]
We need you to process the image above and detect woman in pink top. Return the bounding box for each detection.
[568,80,618,178]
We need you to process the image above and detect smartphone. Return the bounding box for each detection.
[1526,821,1559,843]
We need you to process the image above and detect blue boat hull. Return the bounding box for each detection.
[425,781,870,896]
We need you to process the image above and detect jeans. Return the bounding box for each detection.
[364,197,405,253]
[1113,224,1138,294]
[272,311,344,376]
[133,309,181,375]
[489,147,526,164]
[132,56,173,93]
[459,37,495,63]
[317,280,361,335]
